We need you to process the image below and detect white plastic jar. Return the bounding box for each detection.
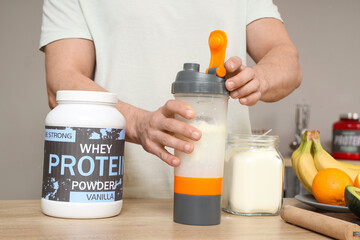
[41,90,126,219]
[222,134,284,216]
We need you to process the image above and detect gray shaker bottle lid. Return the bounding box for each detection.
[171,63,229,95]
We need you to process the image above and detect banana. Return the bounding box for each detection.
[338,161,360,171]
[312,131,359,181]
[297,131,318,194]
[291,132,306,179]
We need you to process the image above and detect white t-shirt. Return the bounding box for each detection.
[40,0,281,198]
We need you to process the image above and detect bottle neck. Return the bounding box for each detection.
[57,100,117,107]
[227,134,279,148]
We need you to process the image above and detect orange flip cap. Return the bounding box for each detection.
[206,30,228,77]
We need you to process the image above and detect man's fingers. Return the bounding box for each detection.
[161,118,201,141]
[226,67,255,91]
[224,56,242,72]
[230,77,260,99]
[224,64,260,105]
[144,140,181,167]
[239,91,262,106]
[154,131,194,154]
[161,100,195,119]
[158,100,201,140]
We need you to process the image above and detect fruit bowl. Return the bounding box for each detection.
[295,194,351,213]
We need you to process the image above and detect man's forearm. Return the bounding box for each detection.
[46,70,142,144]
[46,70,102,108]
[253,43,302,102]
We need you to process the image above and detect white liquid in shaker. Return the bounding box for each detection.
[175,121,227,178]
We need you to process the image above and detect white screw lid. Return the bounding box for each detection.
[56,90,118,104]
[340,113,359,120]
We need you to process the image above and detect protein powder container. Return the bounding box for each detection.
[332,113,360,160]
[41,90,126,218]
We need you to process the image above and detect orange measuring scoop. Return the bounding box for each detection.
[206,30,228,77]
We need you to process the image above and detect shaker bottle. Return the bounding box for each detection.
[171,30,229,225]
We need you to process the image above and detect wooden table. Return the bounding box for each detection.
[0,198,331,239]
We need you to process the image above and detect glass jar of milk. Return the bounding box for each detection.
[222,134,284,216]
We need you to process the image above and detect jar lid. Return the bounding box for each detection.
[171,63,229,95]
[56,91,118,104]
[227,133,279,147]
[340,113,359,120]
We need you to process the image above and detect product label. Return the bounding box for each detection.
[332,130,360,153]
[42,126,125,203]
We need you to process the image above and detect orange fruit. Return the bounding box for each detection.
[312,168,353,206]
[354,172,360,188]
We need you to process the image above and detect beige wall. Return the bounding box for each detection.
[251,0,360,154]
[0,0,359,200]
[0,0,48,200]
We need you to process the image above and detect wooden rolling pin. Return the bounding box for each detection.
[281,205,360,240]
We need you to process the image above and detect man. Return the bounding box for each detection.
[40,0,302,198]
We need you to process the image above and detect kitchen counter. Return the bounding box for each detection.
[0,198,331,239]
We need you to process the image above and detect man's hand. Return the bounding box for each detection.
[224,56,261,106]
[44,39,201,168]
[224,18,302,106]
[132,100,202,167]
